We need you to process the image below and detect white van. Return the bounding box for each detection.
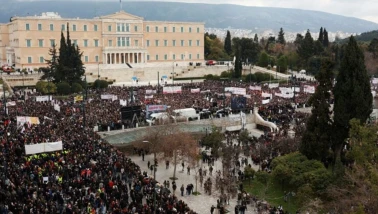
[146,112,171,125]
[172,108,199,122]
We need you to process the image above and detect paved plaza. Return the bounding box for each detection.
[130,144,259,214]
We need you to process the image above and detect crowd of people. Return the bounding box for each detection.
[0,78,317,213]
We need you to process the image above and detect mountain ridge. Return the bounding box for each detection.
[1,1,377,33]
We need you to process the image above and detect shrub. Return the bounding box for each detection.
[35,81,57,94]
[93,80,109,89]
[56,81,71,95]
[71,82,83,93]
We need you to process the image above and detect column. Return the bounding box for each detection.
[135,53,138,64]
[130,53,133,64]
[123,53,126,64]
[127,53,130,64]
[112,53,114,64]
[141,53,144,63]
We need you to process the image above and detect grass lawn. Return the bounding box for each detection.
[244,177,299,213]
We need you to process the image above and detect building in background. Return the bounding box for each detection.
[0,11,204,69]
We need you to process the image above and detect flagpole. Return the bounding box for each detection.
[120,0,122,11]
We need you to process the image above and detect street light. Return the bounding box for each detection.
[144,140,157,214]
[171,72,176,84]
[82,74,87,128]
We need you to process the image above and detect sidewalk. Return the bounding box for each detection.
[130,143,258,214]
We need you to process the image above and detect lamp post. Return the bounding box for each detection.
[144,140,157,214]
[3,83,6,116]
[171,72,176,84]
[97,63,100,89]
[82,74,87,128]
[220,78,228,116]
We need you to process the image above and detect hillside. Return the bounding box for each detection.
[0,1,377,33]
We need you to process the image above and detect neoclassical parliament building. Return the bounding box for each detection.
[0,11,205,69]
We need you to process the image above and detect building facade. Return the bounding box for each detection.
[0,11,204,69]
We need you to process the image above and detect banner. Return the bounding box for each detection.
[372,78,378,84]
[163,86,182,94]
[25,141,63,155]
[101,94,114,100]
[119,99,127,106]
[224,87,246,95]
[268,83,279,88]
[74,95,83,103]
[146,105,167,119]
[249,86,262,91]
[17,116,40,127]
[54,104,60,112]
[112,95,118,101]
[244,94,251,98]
[6,101,16,107]
[304,85,316,94]
[145,95,154,99]
[262,92,272,99]
[262,99,270,105]
[36,95,50,102]
[191,88,200,93]
[276,93,294,99]
[146,90,157,95]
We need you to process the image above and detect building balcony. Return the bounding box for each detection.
[103,46,146,52]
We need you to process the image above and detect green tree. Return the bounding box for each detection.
[277,27,286,45]
[35,81,57,94]
[94,79,109,89]
[43,44,58,82]
[202,126,224,158]
[333,36,373,164]
[297,30,315,62]
[276,55,288,73]
[71,82,83,93]
[55,23,85,85]
[300,59,334,162]
[294,33,303,47]
[253,33,259,43]
[257,51,269,67]
[317,27,324,44]
[368,38,378,59]
[224,30,232,55]
[323,28,329,47]
[233,48,242,78]
[244,165,255,185]
[232,37,260,64]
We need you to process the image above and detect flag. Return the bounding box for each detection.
[74,95,83,103]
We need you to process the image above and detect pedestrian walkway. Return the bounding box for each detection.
[130,146,259,214]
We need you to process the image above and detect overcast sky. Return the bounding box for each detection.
[19,0,378,23]
[126,0,378,23]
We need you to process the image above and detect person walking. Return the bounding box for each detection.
[187,166,190,175]
[180,184,185,196]
[210,205,215,214]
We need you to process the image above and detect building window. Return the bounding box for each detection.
[28,57,32,63]
[122,24,125,32]
[155,26,158,32]
[134,25,138,32]
[173,54,176,60]
[189,40,192,46]
[172,27,175,32]
[181,54,184,60]
[146,40,150,47]
[181,27,184,33]
[164,27,167,33]
[155,40,159,47]
[164,40,167,47]
[94,39,99,47]
[189,27,192,33]
[126,37,130,46]
[197,40,200,46]
[95,55,99,62]
[147,55,150,61]
[108,25,112,32]
[84,56,89,62]
[197,53,200,59]
[94,25,98,31]
[73,40,77,46]
[61,24,65,31]
[50,39,55,47]
[126,24,129,32]
[197,27,200,33]
[134,40,139,46]
[84,25,87,31]
[84,39,88,47]
[108,40,113,47]
[117,23,121,32]
[26,39,31,47]
[49,24,54,31]
[189,54,192,60]
[172,40,176,46]
[39,56,44,63]
[181,40,184,46]
[117,38,121,47]
[38,39,44,47]
[156,55,159,60]
[146,26,150,32]
[73,24,77,31]
[164,54,167,60]
[38,24,42,31]
[25,23,30,31]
